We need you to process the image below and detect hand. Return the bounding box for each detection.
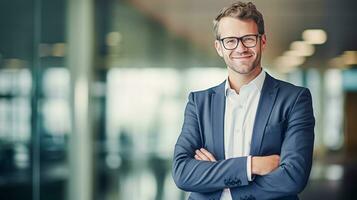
[252,155,280,175]
[194,148,217,162]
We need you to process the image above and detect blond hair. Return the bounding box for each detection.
[213,1,265,39]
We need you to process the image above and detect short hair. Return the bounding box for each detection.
[213,1,265,39]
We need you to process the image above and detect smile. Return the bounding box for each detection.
[232,55,253,59]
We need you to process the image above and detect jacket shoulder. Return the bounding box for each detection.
[190,81,225,99]
[274,77,310,95]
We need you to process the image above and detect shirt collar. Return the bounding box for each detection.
[225,69,266,97]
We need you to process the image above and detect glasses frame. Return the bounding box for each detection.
[218,34,262,50]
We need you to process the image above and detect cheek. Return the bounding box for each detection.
[251,48,259,56]
[215,42,224,57]
[216,49,223,58]
[224,52,232,61]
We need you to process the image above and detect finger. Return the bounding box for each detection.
[194,150,204,160]
[194,154,202,160]
[200,148,217,162]
[195,149,210,161]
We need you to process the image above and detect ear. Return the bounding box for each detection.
[215,40,223,57]
[260,34,267,51]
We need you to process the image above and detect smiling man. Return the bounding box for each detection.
[172,1,315,200]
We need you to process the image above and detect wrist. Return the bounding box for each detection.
[251,156,260,175]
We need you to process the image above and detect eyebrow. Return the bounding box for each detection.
[219,33,259,38]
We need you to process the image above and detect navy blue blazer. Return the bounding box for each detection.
[172,73,315,200]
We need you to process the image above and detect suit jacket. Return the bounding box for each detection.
[172,73,315,200]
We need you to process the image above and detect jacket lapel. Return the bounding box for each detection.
[250,73,279,155]
[212,81,226,160]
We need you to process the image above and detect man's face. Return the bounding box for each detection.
[214,17,266,75]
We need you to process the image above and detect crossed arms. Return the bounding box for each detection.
[172,89,315,199]
[195,148,280,176]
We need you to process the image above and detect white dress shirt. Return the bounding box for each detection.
[220,69,266,200]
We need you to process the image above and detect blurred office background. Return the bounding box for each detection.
[0,0,357,199]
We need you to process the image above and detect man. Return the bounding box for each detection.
[172,1,315,200]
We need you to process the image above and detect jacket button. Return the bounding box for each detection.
[224,179,229,186]
[227,179,232,185]
[237,179,241,185]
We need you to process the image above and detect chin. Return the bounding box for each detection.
[231,65,256,75]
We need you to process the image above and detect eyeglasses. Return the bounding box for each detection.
[218,34,261,50]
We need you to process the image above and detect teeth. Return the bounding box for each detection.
[233,55,251,58]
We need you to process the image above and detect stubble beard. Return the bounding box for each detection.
[226,40,263,75]
[227,51,261,75]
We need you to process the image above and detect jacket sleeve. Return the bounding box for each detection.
[230,88,315,200]
[172,92,250,193]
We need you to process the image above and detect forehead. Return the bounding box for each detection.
[217,17,258,37]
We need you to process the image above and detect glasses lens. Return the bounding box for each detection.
[241,35,257,48]
[222,38,238,50]
[221,35,259,50]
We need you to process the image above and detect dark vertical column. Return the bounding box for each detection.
[345,91,357,156]
[32,0,41,199]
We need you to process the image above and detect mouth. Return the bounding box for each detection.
[232,54,253,60]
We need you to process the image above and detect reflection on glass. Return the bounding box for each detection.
[104,68,225,200]
[323,69,344,150]
[0,68,32,199]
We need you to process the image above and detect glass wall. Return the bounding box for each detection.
[0,0,68,199]
[1,0,357,200]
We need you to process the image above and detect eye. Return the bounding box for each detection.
[242,37,255,43]
[225,39,236,44]
[224,38,237,44]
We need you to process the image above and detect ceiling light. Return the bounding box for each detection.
[274,55,305,73]
[302,29,327,45]
[290,41,315,56]
[342,51,357,66]
[328,56,348,69]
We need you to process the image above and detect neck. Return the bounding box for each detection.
[228,66,262,94]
